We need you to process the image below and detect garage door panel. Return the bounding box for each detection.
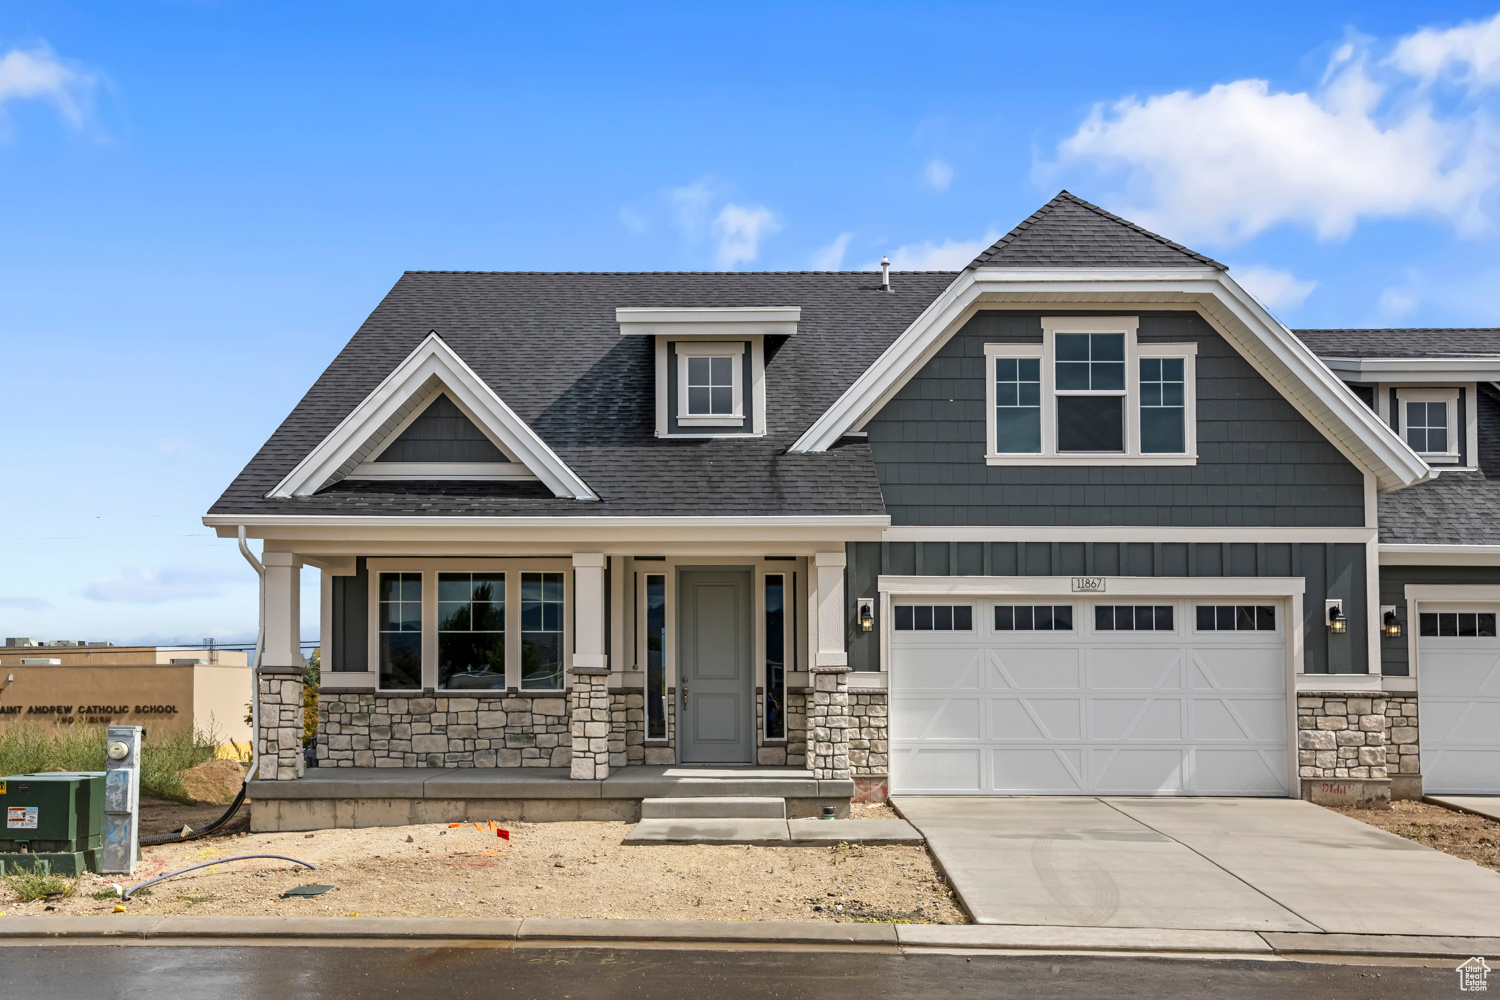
[1188,649,1285,691]
[890,597,1289,796]
[1413,608,1500,795]
[989,748,1085,793]
[1088,649,1183,690]
[1090,698,1183,741]
[1425,700,1500,742]
[988,647,1083,689]
[891,748,982,792]
[1190,697,1284,741]
[1191,749,1288,794]
[1092,748,1184,793]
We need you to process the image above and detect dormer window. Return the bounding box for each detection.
[678,342,745,426]
[617,306,799,438]
[1397,387,1461,464]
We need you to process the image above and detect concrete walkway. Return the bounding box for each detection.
[894,796,1500,938]
[1427,795,1500,823]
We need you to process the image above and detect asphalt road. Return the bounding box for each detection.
[0,945,1458,999]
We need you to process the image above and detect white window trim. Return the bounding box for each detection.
[676,341,745,427]
[983,317,1198,465]
[1395,386,1462,464]
[366,558,572,694]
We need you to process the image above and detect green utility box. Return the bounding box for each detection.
[0,772,105,875]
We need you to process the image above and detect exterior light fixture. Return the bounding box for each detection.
[858,599,875,632]
[1382,608,1403,639]
[1326,600,1347,635]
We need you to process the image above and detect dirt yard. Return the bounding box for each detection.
[1334,800,1500,873]
[4,802,965,924]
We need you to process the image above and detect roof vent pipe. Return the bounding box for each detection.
[880,256,891,292]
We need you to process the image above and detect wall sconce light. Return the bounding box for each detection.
[858,599,875,632]
[1326,599,1347,635]
[1381,605,1403,639]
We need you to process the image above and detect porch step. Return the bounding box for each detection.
[639,796,786,819]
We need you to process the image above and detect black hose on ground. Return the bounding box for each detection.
[139,782,249,846]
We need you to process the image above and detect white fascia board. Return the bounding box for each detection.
[208,514,887,529]
[1323,357,1500,382]
[617,307,799,339]
[790,267,1432,492]
[883,525,1376,543]
[268,333,597,501]
[1380,544,1500,566]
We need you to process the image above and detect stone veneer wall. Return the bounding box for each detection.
[1297,693,1389,780]
[1383,694,1420,790]
[257,666,305,781]
[785,690,808,768]
[568,669,612,779]
[316,692,572,768]
[807,666,852,780]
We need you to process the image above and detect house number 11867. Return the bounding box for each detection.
[1071,577,1106,593]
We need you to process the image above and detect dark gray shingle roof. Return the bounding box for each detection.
[968,191,1225,270]
[210,271,958,518]
[1295,328,1500,359]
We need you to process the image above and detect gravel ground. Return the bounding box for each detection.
[4,802,965,924]
[1334,800,1500,873]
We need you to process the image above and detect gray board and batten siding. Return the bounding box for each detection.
[850,309,1372,676]
[845,540,1368,677]
[863,311,1366,527]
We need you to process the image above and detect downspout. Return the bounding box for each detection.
[238,525,265,781]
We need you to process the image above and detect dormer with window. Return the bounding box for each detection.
[617,306,798,437]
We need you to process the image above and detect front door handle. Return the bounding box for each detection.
[681,677,689,700]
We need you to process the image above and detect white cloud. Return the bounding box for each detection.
[669,181,718,239]
[712,203,780,270]
[811,232,853,270]
[0,596,53,612]
[1391,11,1500,87]
[923,158,954,193]
[1052,35,1499,244]
[85,568,239,604]
[617,204,648,235]
[0,44,95,126]
[1378,285,1422,321]
[877,231,999,271]
[1231,265,1318,310]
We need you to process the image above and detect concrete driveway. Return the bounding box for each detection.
[893,796,1500,937]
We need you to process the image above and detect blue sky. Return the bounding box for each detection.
[5,1,1500,646]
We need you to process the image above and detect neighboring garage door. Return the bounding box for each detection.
[889,597,1289,796]
[1418,606,1500,794]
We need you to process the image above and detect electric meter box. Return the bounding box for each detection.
[0,772,106,875]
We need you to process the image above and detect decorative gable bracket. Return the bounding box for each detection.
[268,333,597,500]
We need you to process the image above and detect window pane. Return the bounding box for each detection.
[1091,333,1125,361]
[1459,613,1478,637]
[1135,606,1154,630]
[1439,613,1458,636]
[914,606,933,630]
[710,386,734,414]
[1155,606,1173,630]
[1035,605,1054,631]
[687,386,711,414]
[1140,408,1185,454]
[953,606,973,630]
[1236,606,1256,631]
[994,605,1014,630]
[1256,606,1276,630]
[521,572,564,689]
[934,605,953,630]
[378,572,422,691]
[765,576,785,740]
[1481,613,1498,637]
[710,356,733,384]
[1420,613,1438,636]
[1053,606,1073,631]
[1095,606,1113,631]
[1015,605,1034,630]
[995,356,1042,453]
[1217,605,1235,630]
[687,356,710,384]
[1093,362,1125,391]
[1058,396,1124,452]
[646,575,666,739]
[894,605,913,630]
[996,407,1042,453]
[437,572,504,691]
[1056,361,1091,391]
[1056,333,1090,361]
[1197,606,1215,631]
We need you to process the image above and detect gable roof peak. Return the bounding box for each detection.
[968,191,1226,271]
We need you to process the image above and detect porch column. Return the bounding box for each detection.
[261,551,303,668]
[569,552,611,779]
[255,552,306,780]
[811,551,852,780]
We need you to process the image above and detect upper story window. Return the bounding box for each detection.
[985,317,1196,465]
[1398,388,1460,463]
[678,342,744,425]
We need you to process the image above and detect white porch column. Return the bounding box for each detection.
[261,551,303,668]
[571,552,607,670]
[814,550,848,668]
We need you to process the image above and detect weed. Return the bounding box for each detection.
[3,872,76,903]
[0,721,221,802]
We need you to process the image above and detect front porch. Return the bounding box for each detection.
[246,764,856,833]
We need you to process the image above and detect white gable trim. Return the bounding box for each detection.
[269,333,597,500]
[789,267,1433,492]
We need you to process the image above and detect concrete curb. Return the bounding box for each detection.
[2,915,1497,959]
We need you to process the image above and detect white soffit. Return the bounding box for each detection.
[789,267,1432,493]
[268,333,597,501]
[617,306,799,339]
[1322,356,1500,383]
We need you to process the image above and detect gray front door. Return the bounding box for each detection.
[678,567,753,764]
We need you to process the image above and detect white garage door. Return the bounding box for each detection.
[889,597,1289,796]
[1418,606,1500,794]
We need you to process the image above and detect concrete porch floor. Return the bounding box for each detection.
[247,766,856,832]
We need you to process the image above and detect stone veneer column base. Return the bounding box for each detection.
[808,665,851,780]
[256,666,305,781]
[569,668,611,780]
[1296,690,1394,809]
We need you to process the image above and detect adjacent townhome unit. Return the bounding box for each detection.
[210,191,1500,829]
